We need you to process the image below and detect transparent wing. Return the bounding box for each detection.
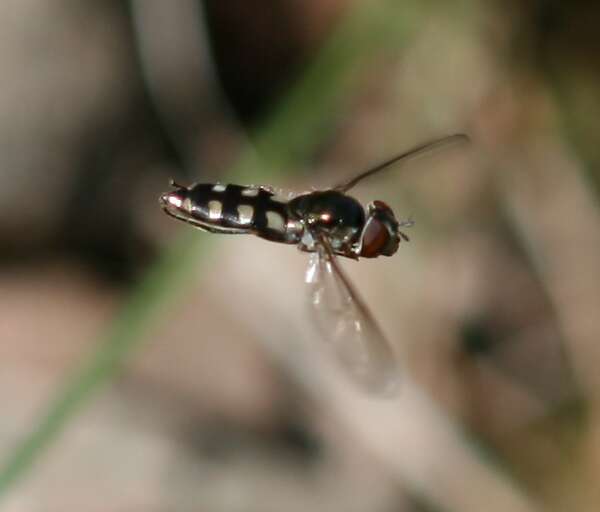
[305,233,401,396]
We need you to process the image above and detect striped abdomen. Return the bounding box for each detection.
[174,183,303,244]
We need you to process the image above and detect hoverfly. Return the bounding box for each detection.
[160,134,468,395]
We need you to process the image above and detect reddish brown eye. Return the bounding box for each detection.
[372,200,392,212]
[360,218,390,258]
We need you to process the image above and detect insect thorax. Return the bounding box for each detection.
[287,190,366,251]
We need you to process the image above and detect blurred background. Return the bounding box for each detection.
[1,1,600,510]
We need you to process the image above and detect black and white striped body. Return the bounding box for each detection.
[160,135,468,259]
[160,181,404,259]
[161,183,304,244]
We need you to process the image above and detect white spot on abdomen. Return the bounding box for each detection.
[269,188,295,203]
[241,187,259,197]
[167,195,182,208]
[266,211,285,233]
[212,184,227,192]
[208,200,222,220]
[237,205,254,224]
[270,194,289,204]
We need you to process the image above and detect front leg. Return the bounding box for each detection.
[297,239,360,260]
[338,240,361,260]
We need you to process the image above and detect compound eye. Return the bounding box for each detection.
[372,200,392,212]
[369,200,396,218]
[360,217,390,258]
